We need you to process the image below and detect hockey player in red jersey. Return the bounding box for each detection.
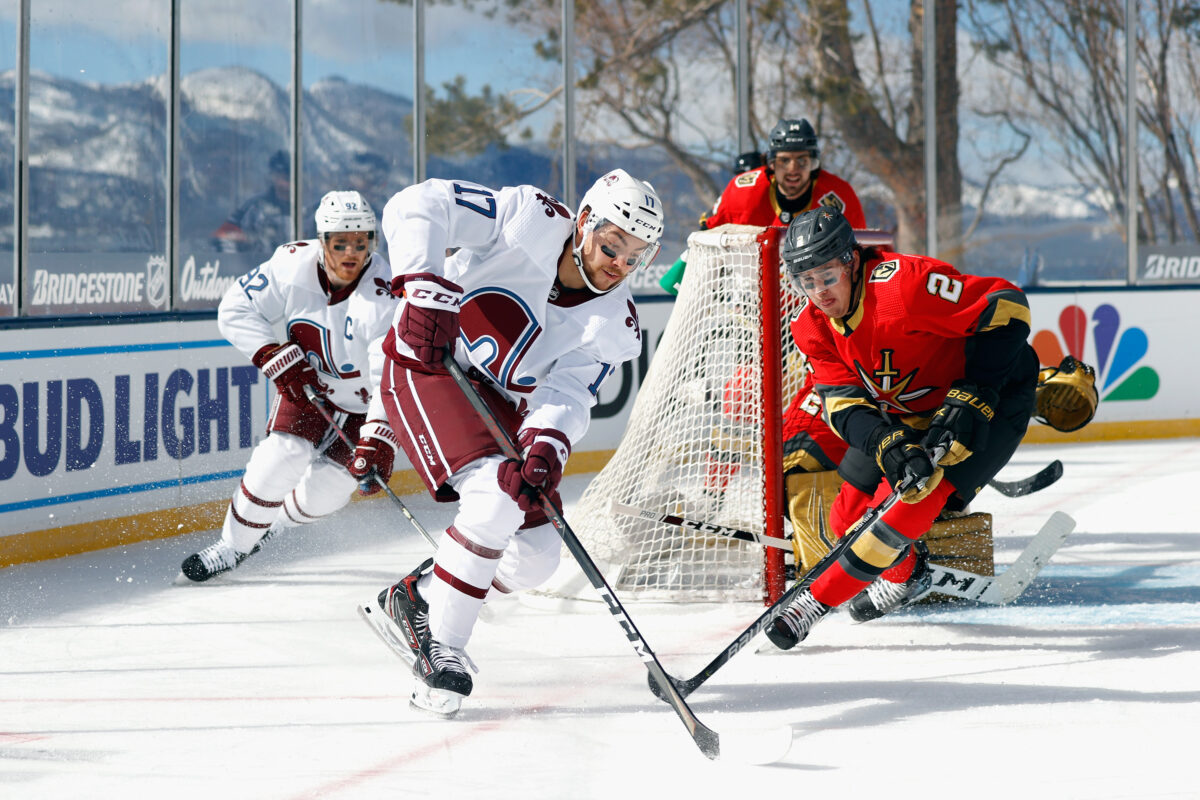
[659,117,865,296]
[180,190,399,582]
[765,207,1039,649]
[703,118,865,231]
[366,169,664,717]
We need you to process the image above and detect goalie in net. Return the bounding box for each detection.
[564,217,1098,605]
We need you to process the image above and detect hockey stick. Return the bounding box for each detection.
[441,355,788,763]
[645,478,917,700]
[607,500,1067,605]
[304,386,439,550]
[987,460,1064,498]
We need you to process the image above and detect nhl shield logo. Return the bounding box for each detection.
[145,255,168,308]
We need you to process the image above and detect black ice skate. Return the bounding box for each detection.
[410,637,477,719]
[847,540,932,622]
[377,558,434,658]
[178,527,277,583]
[765,589,831,650]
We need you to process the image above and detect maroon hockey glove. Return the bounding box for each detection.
[253,342,322,407]
[393,272,463,365]
[348,419,399,495]
[497,428,570,512]
[922,380,998,467]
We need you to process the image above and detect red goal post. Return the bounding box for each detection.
[565,224,797,604]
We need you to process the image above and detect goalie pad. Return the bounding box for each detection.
[1035,355,1098,433]
[785,469,845,574]
[787,466,995,580]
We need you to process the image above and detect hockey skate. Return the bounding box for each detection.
[847,541,932,622]
[765,589,831,650]
[410,638,477,719]
[377,558,433,659]
[177,526,277,583]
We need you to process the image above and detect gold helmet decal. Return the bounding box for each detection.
[1035,355,1099,433]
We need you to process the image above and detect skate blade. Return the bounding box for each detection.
[410,684,465,719]
[357,601,417,667]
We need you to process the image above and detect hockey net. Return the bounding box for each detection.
[563,224,808,604]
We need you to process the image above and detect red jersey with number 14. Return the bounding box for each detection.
[789,251,1032,436]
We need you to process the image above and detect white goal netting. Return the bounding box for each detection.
[561,224,807,602]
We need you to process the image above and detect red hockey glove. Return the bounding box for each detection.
[253,342,322,407]
[348,419,399,495]
[497,428,570,512]
[867,424,942,504]
[393,272,463,365]
[922,381,998,467]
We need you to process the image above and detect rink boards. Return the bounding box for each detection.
[1,287,1198,564]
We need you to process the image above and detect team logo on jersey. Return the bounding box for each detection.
[373,277,396,298]
[145,255,168,309]
[854,349,937,414]
[1032,303,1158,402]
[460,288,542,395]
[625,299,641,342]
[288,319,360,380]
[869,260,900,283]
[735,171,761,188]
[818,192,846,214]
[535,192,570,219]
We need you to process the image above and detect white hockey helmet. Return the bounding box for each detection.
[573,169,664,292]
[315,190,376,237]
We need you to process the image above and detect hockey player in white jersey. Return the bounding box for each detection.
[364,170,664,717]
[180,190,400,582]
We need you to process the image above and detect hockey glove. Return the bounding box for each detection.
[253,342,322,407]
[868,424,943,504]
[923,381,998,467]
[393,272,463,365]
[497,428,570,512]
[348,419,399,495]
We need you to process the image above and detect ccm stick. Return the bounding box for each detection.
[442,355,791,763]
[304,386,440,550]
[609,501,1075,605]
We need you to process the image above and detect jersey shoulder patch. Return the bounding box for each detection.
[817,191,846,214]
[869,259,901,283]
[735,170,763,188]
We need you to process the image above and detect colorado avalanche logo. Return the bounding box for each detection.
[288,318,359,379]
[460,288,542,394]
[1032,303,1158,401]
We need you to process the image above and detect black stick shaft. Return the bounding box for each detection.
[441,355,723,760]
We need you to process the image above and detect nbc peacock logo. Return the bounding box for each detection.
[1031,303,1159,401]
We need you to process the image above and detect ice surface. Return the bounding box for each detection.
[2,439,1198,798]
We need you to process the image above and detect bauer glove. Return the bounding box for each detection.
[868,424,942,504]
[923,381,999,467]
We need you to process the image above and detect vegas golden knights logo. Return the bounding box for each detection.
[818,192,845,213]
[853,348,936,414]
[869,259,900,283]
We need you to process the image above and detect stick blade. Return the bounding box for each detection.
[980,511,1076,604]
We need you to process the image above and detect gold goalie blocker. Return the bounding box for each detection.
[787,355,1098,582]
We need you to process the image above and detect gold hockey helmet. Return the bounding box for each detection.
[1035,355,1099,433]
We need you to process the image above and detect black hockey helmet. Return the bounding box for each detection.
[768,118,820,160]
[733,150,766,174]
[781,208,857,288]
